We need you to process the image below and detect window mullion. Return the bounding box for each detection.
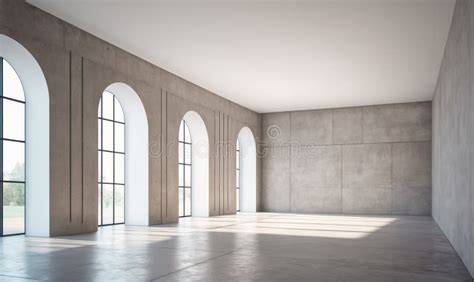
[0,57,3,235]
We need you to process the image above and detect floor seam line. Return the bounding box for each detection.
[0,274,37,281]
[150,249,238,281]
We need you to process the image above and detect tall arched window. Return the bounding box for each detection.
[236,127,257,213]
[236,140,241,212]
[1,58,26,236]
[178,120,192,217]
[98,91,125,226]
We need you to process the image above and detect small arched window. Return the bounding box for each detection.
[236,127,257,213]
[178,120,192,217]
[236,140,241,212]
[98,91,125,226]
[1,58,26,236]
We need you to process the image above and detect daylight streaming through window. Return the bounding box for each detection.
[98,91,125,226]
[236,140,241,212]
[1,58,26,236]
[178,120,192,217]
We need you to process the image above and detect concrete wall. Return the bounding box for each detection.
[432,0,474,277]
[0,0,261,236]
[262,102,432,215]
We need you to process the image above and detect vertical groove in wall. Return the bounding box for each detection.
[217,112,219,215]
[224,115,227,213]
[213,111,217,214]
[220,112,224,215]
[217,112,220,214]
[222,113,225,214]
[159,91,162,223]
[223,114,226,214]
[340,144,343,213]
[289,112,292,212]
[69,51,72,222]
[229,116,231,213]
[226,115,229,213]
[164,91,168,219]
[390,143,393,215]
[81,57,84,224]
[220,112,222,214]
[215,111,220,215]
[160,90,163,222]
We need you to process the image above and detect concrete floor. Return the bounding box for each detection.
[0,213,471,281]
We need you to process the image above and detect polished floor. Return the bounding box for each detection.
[0,213,472,281]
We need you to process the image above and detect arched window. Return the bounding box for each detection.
[178,120,192,217]
[236,140,241,212]
[98,91,125,226]
[236,127,257,213]
[1,58,26,236]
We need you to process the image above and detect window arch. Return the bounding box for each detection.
[236,127,257,213]
[98,91,125,226]
[1,34,50,237]
[1,58,26,236]
[98,82,148,227]
[178,111,209,218]
[236,140,241,212]
[178,120,192,217]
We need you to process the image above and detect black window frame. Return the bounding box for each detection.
[1,57,27,237]
[98,91,125,226]
[236,140,240,212]
[178,120,192,218]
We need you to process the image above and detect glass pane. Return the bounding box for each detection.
[115,123,125,153]
[236,151,240,169]
[98,184,102,225]
[236,170,240,188]
[178,187,184,217]
[98,119,102,149]
[114,185,125,224]
[102,91,114,120]
[102,184,114,225]
[184,165,191,187]
[3,141,25,181]
[98,98,102,118]
[178,142,184,164]
[178,164,184,187]
[114,97,125,123]
[3,99,25,140]
[184,144,191,164]
[98,151,102,182]
[102,152,113,183]
[115,153,125,184]
[3,182,25,235]
[3,59,25,101]
[185,188,191,216]
[236,190,240,212]
[102,120,113,151]
[178,121,184,142]
[184,122,191,143]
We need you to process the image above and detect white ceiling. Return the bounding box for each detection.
[27,0,454,113]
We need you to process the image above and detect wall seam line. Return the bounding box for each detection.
[289,112,292,212]
[69,51,72,223]
[81,56,84,224]
[390,143,393,215]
